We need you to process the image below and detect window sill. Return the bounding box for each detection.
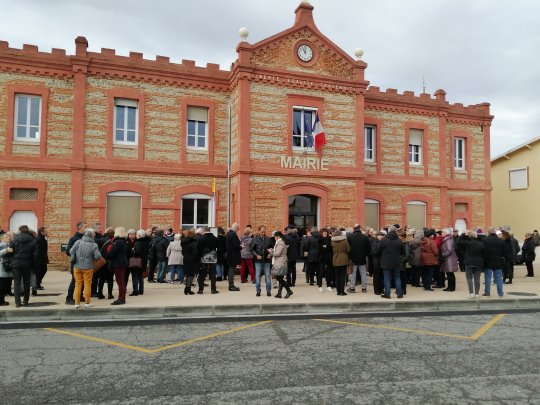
[186,148,208,153]
[292,148,316,154]
[454,168,466,172]
[365,161,376,165]
[113,143,138,149]
[13,139,40,145]
[409,162,423,166]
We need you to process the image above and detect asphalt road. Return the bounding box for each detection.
[1,312,539,404]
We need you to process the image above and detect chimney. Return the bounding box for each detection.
[294,1,315,27]
[75,36,88,57]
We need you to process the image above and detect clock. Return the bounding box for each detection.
[297,44,313,62]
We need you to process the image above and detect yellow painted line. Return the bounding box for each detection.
[469,313,506,340]
[43,320,273,354]
[314,314,506,341]
[152,320,273,352]
[43,327,155,353]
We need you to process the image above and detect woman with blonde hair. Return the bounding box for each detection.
[105,227,129,305]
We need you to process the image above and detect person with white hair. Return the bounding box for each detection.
[131,229,151,295]
[69,228,101,308]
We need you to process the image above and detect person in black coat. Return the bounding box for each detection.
[284,226,300,287]
[216,227,226,281]
[65,221,87,305]
[104,227,129,305]
[377,226,404,299]
[318,228,334,291]
[10,225,39,307]
[457,231,486,298]
[347,225,371,293]
[225,223,241,291]
[152,230,170,283]
[369,232,384,295]
[481,228,510,298]
[303,227,320,286]
[197,227,219,294]
[98,228,115,299]
[522,233,536,277]
[181,229,198,295]
[131,230,150,296]
[35,227,49,290]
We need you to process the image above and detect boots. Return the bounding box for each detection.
[275,285,283,298]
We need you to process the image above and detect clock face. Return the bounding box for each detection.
[297,44,313,62]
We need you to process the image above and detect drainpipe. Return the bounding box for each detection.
[226,101,232,228]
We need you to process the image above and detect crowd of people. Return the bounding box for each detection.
[0,221,537,308]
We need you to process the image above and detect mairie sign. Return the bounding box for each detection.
[280,155,329,171]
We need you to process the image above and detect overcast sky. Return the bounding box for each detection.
[1,0,539,158]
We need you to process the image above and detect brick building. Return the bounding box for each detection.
[0,2,493,269]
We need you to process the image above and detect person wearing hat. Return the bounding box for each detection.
[482,227,510,298]
[522,233,536,277]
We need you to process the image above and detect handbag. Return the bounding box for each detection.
[128,256,143,268]
[271,265,288,277]
[93,256,107,271]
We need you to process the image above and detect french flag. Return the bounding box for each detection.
[313,113,326,150]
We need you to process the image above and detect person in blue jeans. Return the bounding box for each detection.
[151,230,170,283]
[482,228,510,298]
[251,226,274,297]
[376,226,404,299]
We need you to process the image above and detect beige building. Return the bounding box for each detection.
[491,136,540,238]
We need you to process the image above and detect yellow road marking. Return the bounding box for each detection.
[43,320,273,354]
[314,314,506,341]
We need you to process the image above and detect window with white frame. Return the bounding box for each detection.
[509,167,528,190]
[454,137,465,170]
[364,126,375,162]
[181,193,213,229]
[292,106,316,150]
[409,129,423,164]
[14,94,41,141]
[187,106,208,150]
[114,98,138,145]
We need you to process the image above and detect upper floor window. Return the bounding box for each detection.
[409,129,423,164]
[114,98,138,145]
[14,94,41,141]
[509,167,528,190]
[292,106,316,150]
[364,126,376,162]
[187,106,208,150]
[454,137,465,170]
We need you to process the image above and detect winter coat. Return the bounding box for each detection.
[482,234,509,269]
[181,237,198,276]
[134,236,151,272]
[11,232,39,270]
[152,235,169,262]
[420,237,439,266]
[198,232,218,264]
[37,233,49,267]
[457,235,485,268]
[369,237,381,269]
[347,230,371,265]
[439,235,458,273]
[284,230,300,261]
[217,235,226,265]
[331,235,351,267]
[318,235,333,264]
[0,242,14,278]
[304,232,320,263]
[408,237,423,267]
[377,231,404,270]
[66,232,84,258]
[239,235,254,259]
[504,237,518,263]
[522,237,536,262]
[271,237,288,272]
[225,230,241,267]
[166,239,184,266]
[105,238,129,270]
[252,235,274,263]
[70,235,101,270]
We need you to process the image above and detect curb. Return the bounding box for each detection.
[1,298,539,326]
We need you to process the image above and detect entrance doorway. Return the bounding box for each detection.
[288,194,318,229]
[10,210,38,232]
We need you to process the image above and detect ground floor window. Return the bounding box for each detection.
[364,199,379,230]
[106,191,141,230]
[9,210,37,232]
[406,200,426,230]
[288,194,318,229]
[181,193,212,230]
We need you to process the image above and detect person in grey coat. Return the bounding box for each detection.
[70,228,102,308]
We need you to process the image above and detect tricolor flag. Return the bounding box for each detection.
[312,113,326,150]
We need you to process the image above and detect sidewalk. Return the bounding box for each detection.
[1,265,539,322]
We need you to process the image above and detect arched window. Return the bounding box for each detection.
[181,193,213,230]
[106,191,141,230]
[406,200,426,229]
[364,199,379,230]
